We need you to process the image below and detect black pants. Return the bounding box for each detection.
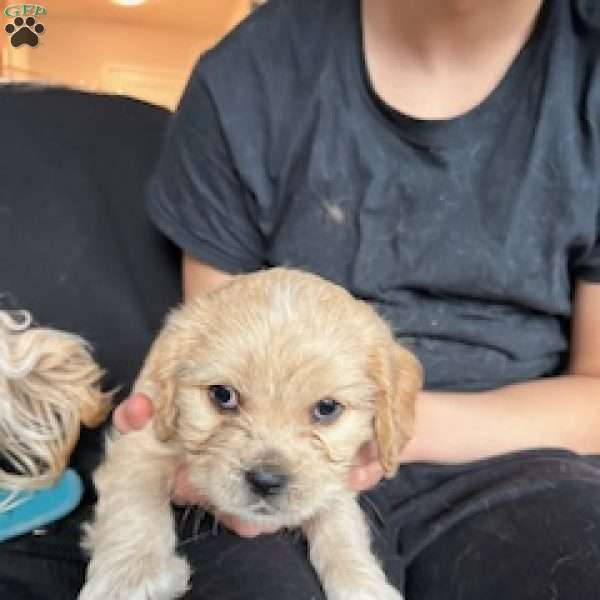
[2,449,599,599]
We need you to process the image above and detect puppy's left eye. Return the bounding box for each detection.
[312,399,344,424]
[208,385,240,411]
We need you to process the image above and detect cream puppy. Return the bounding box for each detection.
[80,268,422,600]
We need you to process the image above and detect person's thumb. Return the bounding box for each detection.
[113,392,154,433]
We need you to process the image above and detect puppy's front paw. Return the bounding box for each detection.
[79,553,190,600]
[326,582,403,600]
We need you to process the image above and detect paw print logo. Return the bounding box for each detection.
[5,16,45,48]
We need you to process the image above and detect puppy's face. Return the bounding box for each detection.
[138,269,421,528]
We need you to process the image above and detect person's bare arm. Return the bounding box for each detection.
[182,254,233,300]
[400,280,600,463]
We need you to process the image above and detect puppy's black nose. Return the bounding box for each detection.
[245,465,288,497]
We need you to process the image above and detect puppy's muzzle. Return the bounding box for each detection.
[244,464,289,497]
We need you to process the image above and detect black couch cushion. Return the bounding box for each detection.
[0,84,181,480]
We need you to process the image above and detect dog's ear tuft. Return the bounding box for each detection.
[153,375,178,442]
[370,342,422,478]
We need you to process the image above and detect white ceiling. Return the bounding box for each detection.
[24,0,251,34]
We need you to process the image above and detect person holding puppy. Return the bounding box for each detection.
[117,0,600,598]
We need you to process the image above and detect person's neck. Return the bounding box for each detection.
[364,0,544,70]
[362,0,545,119]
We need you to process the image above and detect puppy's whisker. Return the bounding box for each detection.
[192,505,207,539]
[310,431,350,467]
[178,505,194,532]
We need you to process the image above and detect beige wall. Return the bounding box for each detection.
[1,2,251,110]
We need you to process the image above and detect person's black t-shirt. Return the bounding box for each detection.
[148,0,600,392]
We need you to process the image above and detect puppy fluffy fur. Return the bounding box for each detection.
[80,268,422,600]
[0,310,111,500]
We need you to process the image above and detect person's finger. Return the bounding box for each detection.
[353,440,379,466]
[221,517,263,538]
[349,459,385,492]
[349,440,384,491]
[112,402,131,433]
[113,393,154,433]
[172,466,207,506]
[219,515,281,538]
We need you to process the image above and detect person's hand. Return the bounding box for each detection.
[349,440,385,492]
[113,393,385,537]
[112,391,154,433]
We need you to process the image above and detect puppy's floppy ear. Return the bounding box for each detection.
[369,342,422,478]
[134,316,182,442]
[152,375,178,442]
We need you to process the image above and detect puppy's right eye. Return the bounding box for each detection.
[208,385,240,411]
[312,398,343,424]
